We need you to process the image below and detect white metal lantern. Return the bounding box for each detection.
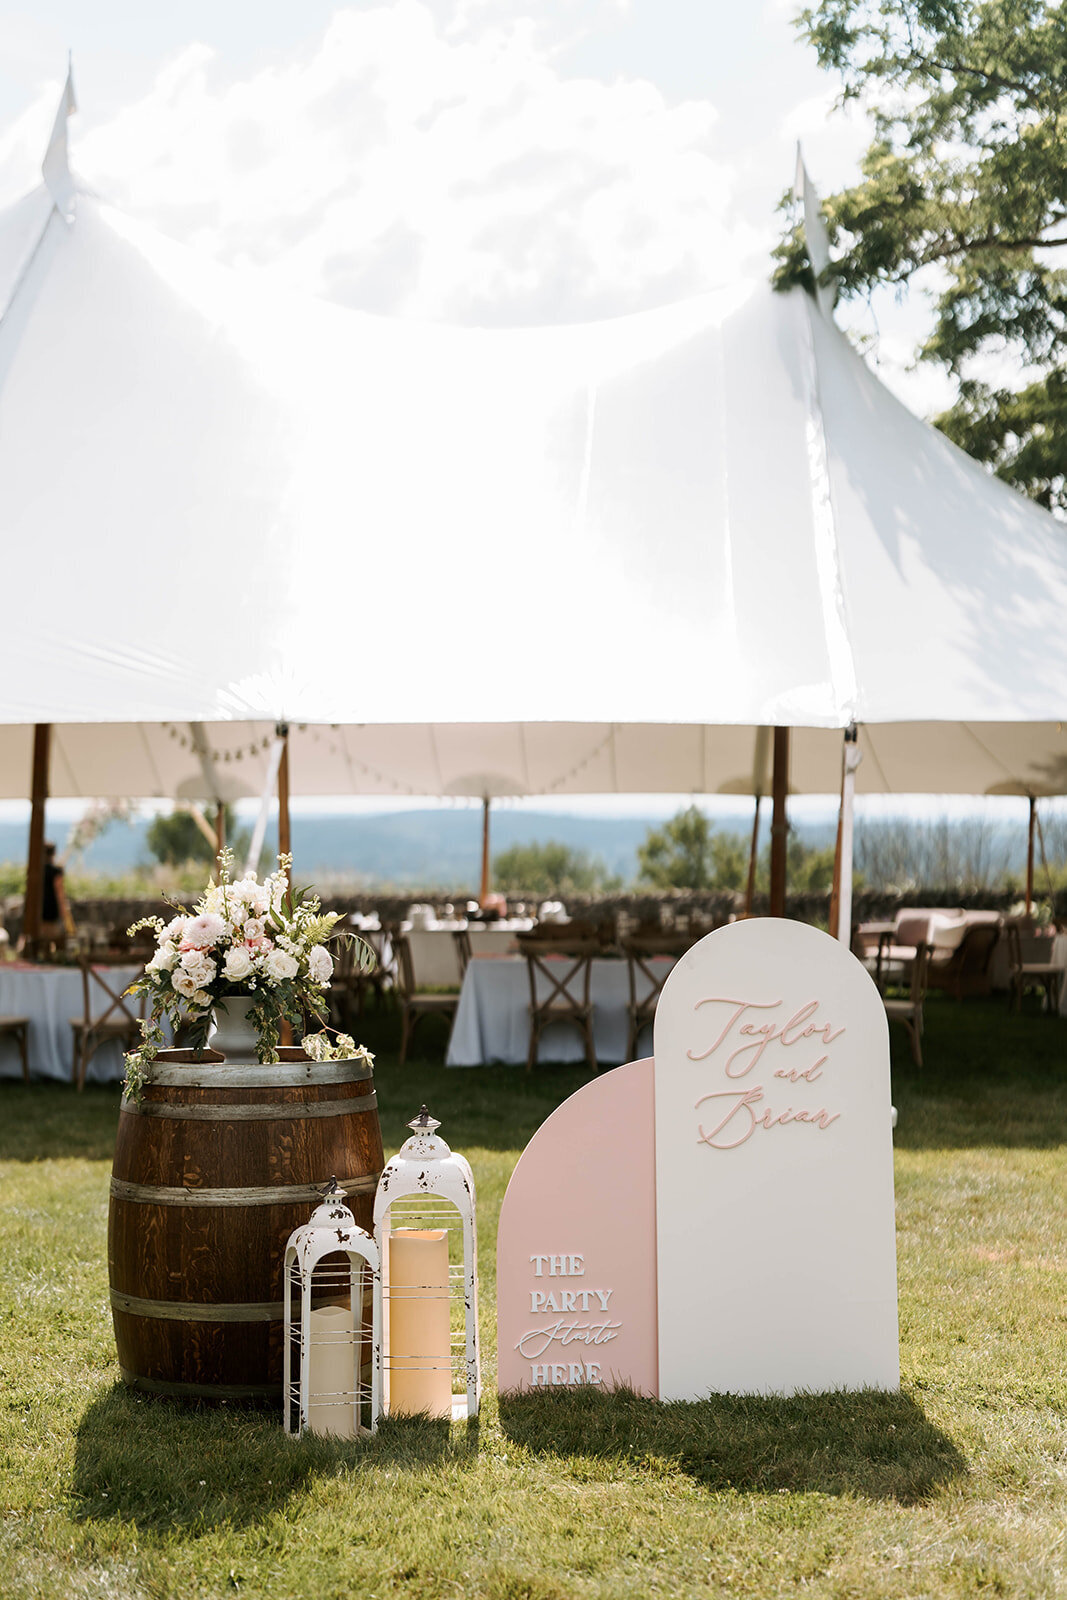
[374,1106,480,1422]
[283,1179,382,1439]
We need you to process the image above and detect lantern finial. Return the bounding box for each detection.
[408,1106,440,1135]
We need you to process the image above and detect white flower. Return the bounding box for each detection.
[180,951,216,988]
[162,916,187,942]
[223,947,254,982]
[190,989,212,1009]
[171,971,199,999]
[233,878,270,917]
[264,949,299,984]
[308,946,333,985]
[244,918,265,942]
[147,945,178,973]
[184,913,226,949]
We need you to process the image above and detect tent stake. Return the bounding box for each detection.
[23,723,50,956]
[769,727,789,917]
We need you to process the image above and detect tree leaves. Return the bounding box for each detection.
[779,0,1067,507]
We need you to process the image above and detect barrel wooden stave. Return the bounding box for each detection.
[108,1048,384,1400]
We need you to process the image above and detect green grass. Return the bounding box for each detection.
[1,995,1066,1599]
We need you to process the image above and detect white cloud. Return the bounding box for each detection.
[24,1,762,326]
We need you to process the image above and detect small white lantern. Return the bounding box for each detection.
[283,1179,382,1439]
[374,1107,480,1422]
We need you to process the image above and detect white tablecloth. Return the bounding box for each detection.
[445,954,674,1067]
[0,963,142,1083]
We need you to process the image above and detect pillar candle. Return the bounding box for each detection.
[307,1303,357,1439]
[386,1228,452,1418]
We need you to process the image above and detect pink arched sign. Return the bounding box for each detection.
[496,1059,658,1396]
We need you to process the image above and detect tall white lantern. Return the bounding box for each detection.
[283,1179,382,1439]
[374,1107,480,1422]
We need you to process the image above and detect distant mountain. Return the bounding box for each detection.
[0,807,816,890]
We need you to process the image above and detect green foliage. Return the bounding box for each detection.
[145,805,246,868]
[637,806,749,890]
[492,839,619,895]
[786,836,838,893]
[776,0,1067,507]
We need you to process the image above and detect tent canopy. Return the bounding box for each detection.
[2,84,1066,801]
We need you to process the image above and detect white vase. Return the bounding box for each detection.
[210,996,260,1059]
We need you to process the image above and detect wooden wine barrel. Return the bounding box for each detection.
[108,1045,384,1402]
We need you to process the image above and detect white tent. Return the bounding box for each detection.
[2,81,1067,812]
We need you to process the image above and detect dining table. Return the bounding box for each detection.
[445,952,676,1067]
[403,919,535,986]
[0,961,142,1083]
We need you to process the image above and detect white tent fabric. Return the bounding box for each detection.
[1,91,1066,800]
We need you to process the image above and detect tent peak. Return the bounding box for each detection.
[42,57,77,222]
[794,143,836,322]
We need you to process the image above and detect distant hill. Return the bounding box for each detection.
[0,806,834,890]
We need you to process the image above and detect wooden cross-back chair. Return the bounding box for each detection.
[70,955,146,1091]
[1005,923,1067,1014]
[926,921,1000,1000]
[0,1014,29,1082]
[622,934,692,1062]
[882,941,931,1067]
[393,933,459,1065]
[452,928,473,980]
[518,936,600,1073]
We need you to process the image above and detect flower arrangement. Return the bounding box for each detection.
[123,849,374,1097]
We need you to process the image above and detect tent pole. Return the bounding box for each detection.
[277,723,291,870]
[836,726,860,944]
[769,727,789,917]
[276,724,293,1047]
[1026,795,1036,917]
[23,724,51,956]
[744,795,761,916]
[479,797,491,905]
[245,733,287,876]
[829,798,844,940]
[215,802,226,859]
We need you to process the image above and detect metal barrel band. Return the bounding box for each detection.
[110,1289,284,1323]
[141,1058,374,1089]
[119,1091,378,1121]
[120,1368,279,1401]
[110,1173,380,1207]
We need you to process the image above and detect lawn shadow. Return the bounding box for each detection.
[499,1384,967,1504]
[71,1383,479,1531]
[0,1083,121,1161]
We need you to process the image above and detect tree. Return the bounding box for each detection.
[637,807,749,890]
[775,0,1067,508]
[146,805,240,869]
[492,840,618,896]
